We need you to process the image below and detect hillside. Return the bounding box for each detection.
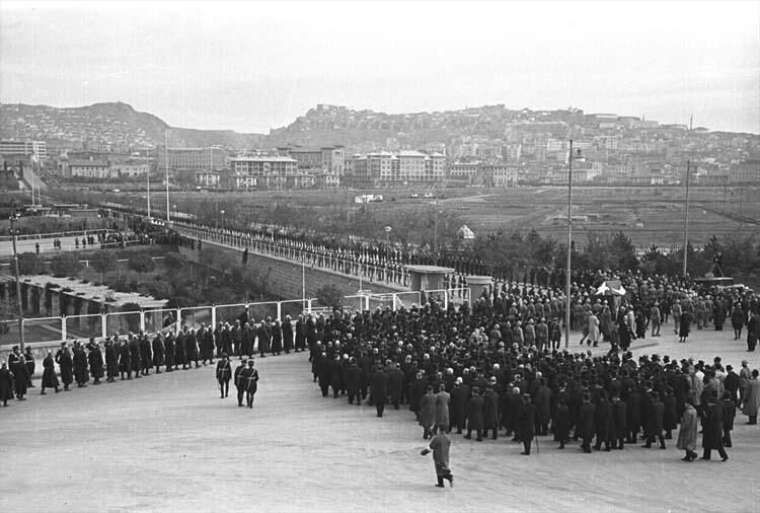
[265,103,582,150]
[0,102,264,151]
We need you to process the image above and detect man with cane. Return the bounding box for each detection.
[216,353,232,399]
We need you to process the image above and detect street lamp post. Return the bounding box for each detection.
[564,140,574,349]
[9,215,25,351]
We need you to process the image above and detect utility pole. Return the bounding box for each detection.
[565,139,573,349]
[682,159,691,277]
[165,130,171,223]
[9,215,25,352]
[146,160,151,221]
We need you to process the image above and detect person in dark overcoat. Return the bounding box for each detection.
[533,378,552,436]
[199,325,214,365]
[0,362,14,405]
[720,391,736,448]
[643,391,666,449]
[104,338,117,382]
[282,316,294,354]
[295,315,307,352]
[139,333,152,375]
[579,394,596,453]
[329,355,343,398]
[626,386,642,443]
[611,395,627,449]
[56,343,74,390]
[40,351,59,395]
[72,341,89,387]
[450,378,469,434]
[344,358,362,405]
[87,340,104,384]
[593,392,613,451]
[387,363,404,409]
[701,390,728,461]
[118,339,131,379]
[465,387,484,441]
[370,364,388,418]
[317,352,331,397]
[257,321,271,358]
[8,347,28,399]
[518,393,536,455]
[483,383,499,440]
[419,385,436,439]
[175,330,187,369]
[554,397,571,449]
[185,328,199,368]
[270,320,283,356]
[662,388,677,439]
[151,333,165,374]
[128,335,142,377]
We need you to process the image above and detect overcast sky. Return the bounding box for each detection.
[1,1,758,134]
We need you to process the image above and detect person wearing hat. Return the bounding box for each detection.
[420,426,453,488]
[676,400,698,461]
[216,353,232,399]
[8,346,28,400]
[517,393,536,455]
[649,302,661,337]
[465,387,484,441]
[0,361,14,406]
[241,358,260,408]
[40,350,59,395]
[234,357,247,407]
[55,342,74,391]
[450,377,469,434]
[434,383,451,434]
[483,381,499,440]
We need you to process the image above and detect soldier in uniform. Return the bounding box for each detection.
[216,353,232,398]
[242,359,260,408]
[234,357,247,407]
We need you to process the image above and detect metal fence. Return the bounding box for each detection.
[0,288,469,348]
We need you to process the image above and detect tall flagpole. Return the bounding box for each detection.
[682,159,690,277]
[146,155,151,221]
[164,130,170,223]
[565,139,573,349]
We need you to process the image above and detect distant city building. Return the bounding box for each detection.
[730,159,760,184]
[349,150,445,185]
[229,155,299,189]
[156,146,227,182]
[110,161,150,178]
[0,139,48,160]
[68,159,114,179]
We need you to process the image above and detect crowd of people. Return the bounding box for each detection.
[2,268,759,467]
[304,272,760,461]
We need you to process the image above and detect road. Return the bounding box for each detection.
[1,329,759,513]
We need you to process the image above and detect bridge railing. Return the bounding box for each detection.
[0,288,469,348]
[173,222,411,289]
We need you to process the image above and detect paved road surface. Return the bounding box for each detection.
[1,329,759,513]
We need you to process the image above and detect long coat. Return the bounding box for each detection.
[56,349,73,385]
[419,392,436,428]
[41,354,59,388]
[450,384,469,429]
[0,366,14,401]
[434,390,450,428]
[742,379,760,417]
[88,345,104,379]
[676,404,698,451]
[466,394,484,431]
[482,389,499,428]
[73,347,89,384]
[702,401,724,450]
